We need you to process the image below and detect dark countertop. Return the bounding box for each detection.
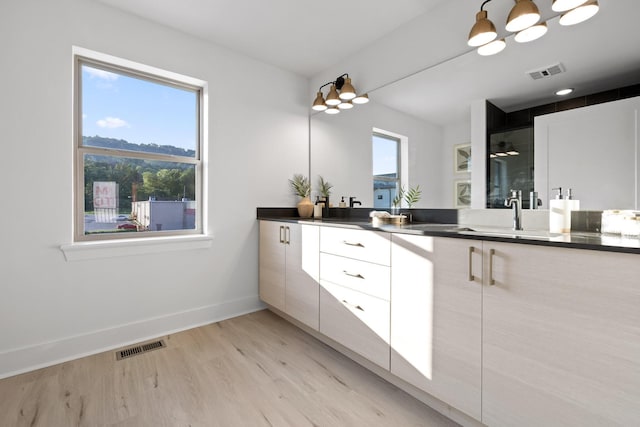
[257,215,640,255]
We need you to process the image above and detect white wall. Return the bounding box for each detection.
[0,0,308,377]
[310,102,444,208]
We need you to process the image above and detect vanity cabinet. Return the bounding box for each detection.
[259,221,320,330]
[482,242,640,427]
[390,234,482,421]
[259,221,640,426]
[319,227,391,369]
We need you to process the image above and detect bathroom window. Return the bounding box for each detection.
[74,50,206,241]
[372,132,401,208]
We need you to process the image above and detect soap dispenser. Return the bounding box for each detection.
[339,196,347,208]
[549,187,566,233]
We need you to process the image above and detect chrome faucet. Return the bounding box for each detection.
[505,189,523,230]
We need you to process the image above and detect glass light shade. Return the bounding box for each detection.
[352,94,369,104]
[338,77,356,100]
[337,101,353,110]
[325,84,341,106]
[552,0,588,12]
[468,10,497,47]
[311,91,327,111]
[514,22,547,43]
[559,1,599,26]
[506,145,520,155]
[477,39,506,56]
[325,107,340,115]
[506,0,541,32]
[555,88,574,96]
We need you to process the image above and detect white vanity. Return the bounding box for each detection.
[258,218,640,427]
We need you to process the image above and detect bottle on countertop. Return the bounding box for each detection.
[549,187,579,233]
[549,187,566,233]
[339,196,347,208]
[314,196,323,219]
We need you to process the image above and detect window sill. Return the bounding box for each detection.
[60,234,213,262]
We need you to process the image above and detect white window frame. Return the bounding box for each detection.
[72,47,207,243]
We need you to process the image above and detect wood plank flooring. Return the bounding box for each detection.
[0,310,460,427]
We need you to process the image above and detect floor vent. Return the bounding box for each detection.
[527,63,566,80]
[116,339,166,360]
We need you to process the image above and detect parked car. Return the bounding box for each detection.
[117,223,137,230]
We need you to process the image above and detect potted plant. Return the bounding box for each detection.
[289,174,313,217]
[404,184,422,208]
[318,175,333,205]
[391,186,405,215]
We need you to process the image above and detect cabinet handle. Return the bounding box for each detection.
[489,248,496,285]
[279,226,285,243]
[285,226,290,245]
[343,270,365,279]
[342,300,364,311]
[343,241,364,248]
[468,246,475,282]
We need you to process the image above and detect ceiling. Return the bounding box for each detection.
[373,0,640,126]
[97,0,446,78]
[96,0,640,126]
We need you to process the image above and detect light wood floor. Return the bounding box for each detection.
[0,310,460,427]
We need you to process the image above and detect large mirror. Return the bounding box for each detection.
[310,1,640,210]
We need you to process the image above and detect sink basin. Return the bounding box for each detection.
[459,227,563,239]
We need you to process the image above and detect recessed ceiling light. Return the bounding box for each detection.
[555,88,574,96]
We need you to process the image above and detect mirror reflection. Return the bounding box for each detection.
[310,1,640,210]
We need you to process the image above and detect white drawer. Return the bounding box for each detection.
[320,282,390,370]
[320,253,390,300]
[320,227,390,266]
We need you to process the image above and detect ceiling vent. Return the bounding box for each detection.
[527,63,566,80]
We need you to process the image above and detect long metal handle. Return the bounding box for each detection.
[468,246,475,281]
[285,226,290,245]
[342,300,364,312]
[343,270,365,279]
[489,249,496,285]
[279,226,285,243]
[343,241,364,247]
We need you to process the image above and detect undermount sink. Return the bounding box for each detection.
[459,227,563,239]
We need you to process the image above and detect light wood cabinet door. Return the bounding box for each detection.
[320,282,390,369]
[285,224,320,330]
[483,242,640,427]
[391,235,482,421]
[259,221,286,311]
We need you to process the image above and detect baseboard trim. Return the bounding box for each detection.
[0,296,264,379]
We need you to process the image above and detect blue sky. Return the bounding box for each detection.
[372,134,398,176]
[82,65,197,151]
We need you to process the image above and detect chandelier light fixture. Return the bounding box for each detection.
[468,0,599,56]
[312,74,369,114]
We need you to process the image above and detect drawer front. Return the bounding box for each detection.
[320,227,390,265]
[320,253,390,300]
[320,282,390,370]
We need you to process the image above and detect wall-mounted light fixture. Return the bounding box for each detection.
[312,74,369,114]
[468,0,599,56]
